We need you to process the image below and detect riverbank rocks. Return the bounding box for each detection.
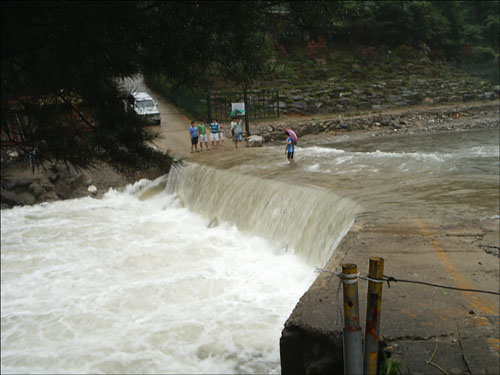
[0,160,136,209]
[253,102,499,144]
[268,74,498,116]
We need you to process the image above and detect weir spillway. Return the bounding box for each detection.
[166,163,360,267]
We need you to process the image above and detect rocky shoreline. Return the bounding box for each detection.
[271,76,499,116]
[249,100,499,144]
[2,100,498,210]
[0,159,163,210]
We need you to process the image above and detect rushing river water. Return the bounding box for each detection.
[220,128,499,223]
[1,128,499,374]
[1,180,318,374]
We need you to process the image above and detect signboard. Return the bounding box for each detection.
[231,102,245,111]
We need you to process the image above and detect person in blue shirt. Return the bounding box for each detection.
[189,121,199,153]
[285,131,294,163]
[28,146,37,174]
[210,120,220,149]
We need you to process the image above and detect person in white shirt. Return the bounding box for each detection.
[231,118,243,148]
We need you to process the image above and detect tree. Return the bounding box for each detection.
[141,1,272,89]
[1,1,171,172]
[2,1,277,172]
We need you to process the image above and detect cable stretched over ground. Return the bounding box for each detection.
[315,268,500,296]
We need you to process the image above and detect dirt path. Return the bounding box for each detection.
[117,74,193,160]
[146,94,192,160]
[147,89,248,163]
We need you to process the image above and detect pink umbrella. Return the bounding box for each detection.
[285,128,297,145]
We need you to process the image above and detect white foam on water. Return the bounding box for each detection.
[305,163,332,174]
[459,145,500,158]
[305,145,449,161]
[299,146,451,177]
[305,146,346,155]
[1,179,316,374]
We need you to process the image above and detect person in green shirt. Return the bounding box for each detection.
[197,120,209,151]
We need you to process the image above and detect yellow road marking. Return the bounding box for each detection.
[416,220,496,317]
[488,338,500,354]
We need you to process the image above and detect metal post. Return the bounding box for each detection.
[342,263,363,375]
[243,86,250,136]
[363,257,384,375]
[207,86,212,124]
[276,90,280,118]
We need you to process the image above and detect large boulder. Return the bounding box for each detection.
[54,174,84,199]
[29,182,45,198]
[247,135,263,147]
[2,177,34,190]
[1,189,19,207]
[40,191,60,203]
[292,101,307,110]
[15,192,36,206]
[88,185,98,196]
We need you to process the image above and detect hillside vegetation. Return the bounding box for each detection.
[147,42,499,120]
[3,1,498,170]
[146,1,499,119]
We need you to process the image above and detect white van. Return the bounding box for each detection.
[125,92,161,125]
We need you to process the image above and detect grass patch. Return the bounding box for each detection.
[379,351,402,375]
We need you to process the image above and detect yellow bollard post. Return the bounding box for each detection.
[342,263,363,375]
[363,257,384,375]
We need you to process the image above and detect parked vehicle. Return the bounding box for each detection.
[124,92,161,125]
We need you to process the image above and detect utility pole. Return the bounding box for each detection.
[207,85,212,124]
[243,85,250,136]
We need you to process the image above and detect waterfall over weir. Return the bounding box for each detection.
[165,163,359,267]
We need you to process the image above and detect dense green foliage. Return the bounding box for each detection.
[2,1,498,170]
[141,1,271,88]
[267,1,498,82]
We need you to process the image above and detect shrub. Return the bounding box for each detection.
[355,45,377,63]
[458,43,499,83]
[307,36,327,59]
[460,44,498,65]
[276,45,291,60]
[460,43,477,61]
[395,44,415,61]
[474,46,498,64]
[273,64,294,79]
[428,49,446,63]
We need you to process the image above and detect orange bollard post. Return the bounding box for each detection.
[342,263,363,375]
[363,257,385,375]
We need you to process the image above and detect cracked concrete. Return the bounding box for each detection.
[480,246,500,258]
[280,216,499,374]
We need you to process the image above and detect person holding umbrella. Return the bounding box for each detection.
[284,128,297,163]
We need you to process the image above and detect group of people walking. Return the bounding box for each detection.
[189,118,244,152]
[189,118,295,163]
